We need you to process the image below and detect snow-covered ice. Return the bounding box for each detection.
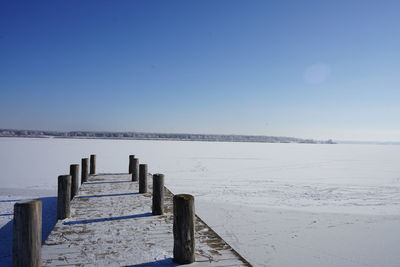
[1,137,400,266]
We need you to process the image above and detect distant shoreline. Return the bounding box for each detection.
[337,140,400,145]
[0,129,335,144]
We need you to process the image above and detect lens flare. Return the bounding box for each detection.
[304,63,331,84]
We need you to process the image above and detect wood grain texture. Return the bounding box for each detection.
[152,174,164,215]
[139,164,148,193]
[57,175,71,219]
[129,155,135,174]
[173,194,195,264]
[131,158,139,182]
[90,154,96,175]
[81,158,88,184]
[13,199,42,267]
[70,164,79,199]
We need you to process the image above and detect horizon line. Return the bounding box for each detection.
[0,128,331,142]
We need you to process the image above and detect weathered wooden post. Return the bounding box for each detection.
[81,158,88,184]
[131,158,139,182]
[139,164,148,193]
[69,164,79,199]
[129,155,135,174]
[12,200,42,267]
[57,175,71,220]
[152,174,164,215]
[90,154,96,175]
[173,194,195,264]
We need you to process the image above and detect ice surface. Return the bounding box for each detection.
[1,138,400,266]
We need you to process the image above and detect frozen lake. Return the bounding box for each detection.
[1,138,400,266]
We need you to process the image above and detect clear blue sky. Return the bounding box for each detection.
[1,0,399,141]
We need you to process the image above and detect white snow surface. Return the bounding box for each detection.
[1,137,400,266]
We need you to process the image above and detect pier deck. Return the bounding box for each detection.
[41,173,251,266]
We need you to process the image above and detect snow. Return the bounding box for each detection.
[1,137,400,266]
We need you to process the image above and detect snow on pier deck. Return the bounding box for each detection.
[41,173,251,266]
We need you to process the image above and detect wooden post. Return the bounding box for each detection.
[173,194,195,264]
[69,164,79,200]
[12,200,42,267]
[57,175,71,220]
[131,158,139,182]
[129,155,135,174]
[139,164,148,193]
[81,158,88,184]
[90,154,96,175]
[152,174,164,215]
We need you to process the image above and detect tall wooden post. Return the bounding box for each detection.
[173,194,195,264]
[139,164,148,193]
[90,154,96,175]
[12,200,42,267]
[152,174,164,215]
[129,155,135,174]
[81,158,88,184]
[57,175,71,220]
[131,158,139,182]
[69,164,79,199]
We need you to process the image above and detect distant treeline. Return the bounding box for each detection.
[0,129,335,144]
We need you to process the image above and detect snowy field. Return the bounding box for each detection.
[1,137,400,266]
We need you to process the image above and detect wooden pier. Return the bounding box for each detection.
[40,173,251,266]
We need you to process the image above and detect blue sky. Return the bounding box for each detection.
[1,0,399,141]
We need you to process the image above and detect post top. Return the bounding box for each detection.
[14,199,41,207]
[153,173,164,178]
[174,194,194,201]
[58,174,72,180]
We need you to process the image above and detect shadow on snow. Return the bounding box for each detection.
[76,192,139,198]
[128,258,180,266]
[64,212,153,225]
[84,180,131,185]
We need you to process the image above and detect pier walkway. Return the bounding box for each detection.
[41,173,251,266]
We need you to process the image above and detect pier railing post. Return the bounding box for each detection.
[129,155,135,174]
[173,194,195,264]
[152,174,164,215]
[69,164,79,199]
[90,154,96,175]
[131,158,139,182]
[139,164,148,193]
[12,200,42,267]
[57,175,71,220]
[81,158,88,184]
